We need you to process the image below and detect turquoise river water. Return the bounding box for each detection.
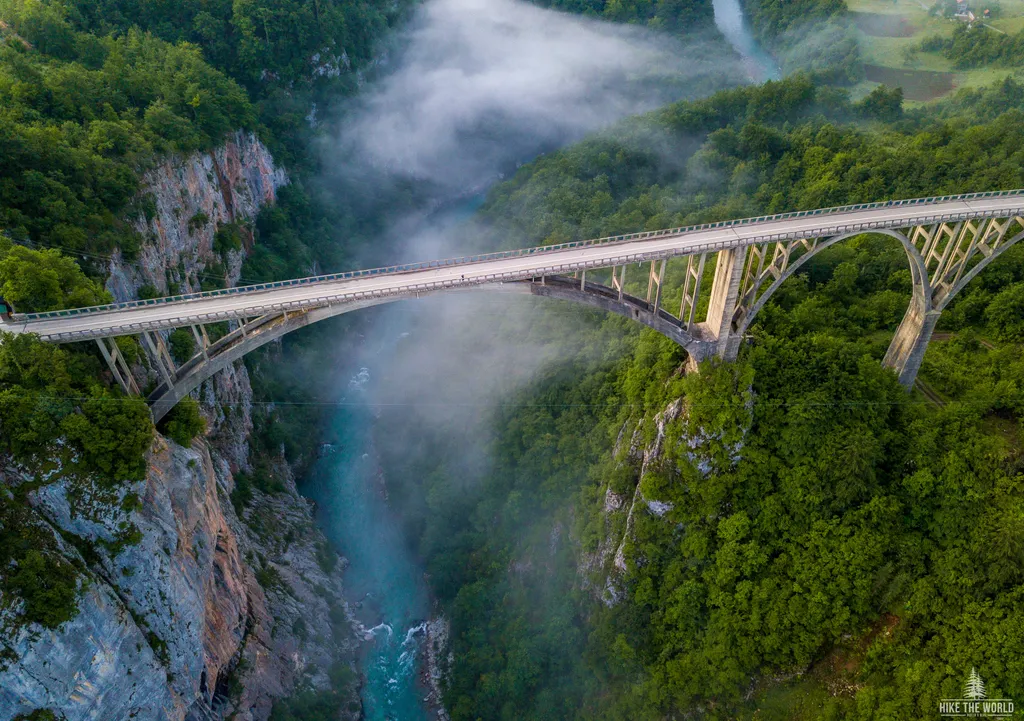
[304,316,432,721]
[302,1,779,716]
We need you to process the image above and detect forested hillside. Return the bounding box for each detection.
[740,0,860,82]
[0,0,401,717]
[0,3,252,267]
[0,0,253,638]
[59,0,398,166]
[532,0,716,31]
[376,76,1024,719]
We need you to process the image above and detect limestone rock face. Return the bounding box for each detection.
[0,440,228,719]
[1,580,180,720]
[2,433,357,721]
[105,131,288,303]
[579,385,752,607]
[1,134,358,721]
[423,614,452,721]
[613,398,686,575]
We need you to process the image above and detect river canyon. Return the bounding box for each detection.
[7,0,1024,716]
[303,0,779,715]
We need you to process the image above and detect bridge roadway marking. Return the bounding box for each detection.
[5,194,1023,341]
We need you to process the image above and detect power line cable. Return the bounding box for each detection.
[0,392,1006,409]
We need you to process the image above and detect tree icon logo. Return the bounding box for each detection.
[964,668,987,701]
[940,667,1014,717]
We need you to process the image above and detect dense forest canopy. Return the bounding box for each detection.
[0,0,253,261]
[370,75,1024,719]
[738,0,860,83]
[742,0,847,41]
[4,0,1024,717]
[919,23,1024,69]
[56,0,404,166]
[482,77,1024,247]
[532,0,716,30]
[61,0,391,86]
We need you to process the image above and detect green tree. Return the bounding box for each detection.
[856,84,904,121]
[986,282,1024,341]
[0,245,111,312]
[59,391,154,482]
[7,550,80,628]
[159,397,206,448]
[168,328,196,363]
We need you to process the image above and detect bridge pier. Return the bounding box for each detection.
[647,260,667,313]
[883,306,941,389]
[679,253,707,332]
[701,247,747,360]
[612,265,626,301]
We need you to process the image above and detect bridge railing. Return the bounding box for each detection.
[15,189,1024,322]
[26,200,1024,343]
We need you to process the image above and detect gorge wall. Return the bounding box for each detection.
[0,135,361,721]
[106,130,287,302]
[579,383,752,607]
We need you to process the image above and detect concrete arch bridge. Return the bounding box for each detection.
[4,190,1024,421]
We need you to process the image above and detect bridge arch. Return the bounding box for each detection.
[148,278,711,422]
[733,228,930,338]
[150,300,373,421]
[933,227,1024,311]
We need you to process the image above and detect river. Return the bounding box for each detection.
[303,1,779,718]
[712,0,782,81]
[304,315,432,721]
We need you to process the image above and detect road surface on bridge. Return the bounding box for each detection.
[5,193,1023,342]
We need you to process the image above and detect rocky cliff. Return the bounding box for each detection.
[2,431,357,721]
[106,130,287,303]
[579,379,753,606]
[0,135,360,721]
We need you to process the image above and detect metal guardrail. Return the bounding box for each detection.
[24,203,1024,343]
[13,189,1024,324]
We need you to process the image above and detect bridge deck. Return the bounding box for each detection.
[5,193,1024,342]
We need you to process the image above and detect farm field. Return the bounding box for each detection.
[847,0,1024,102]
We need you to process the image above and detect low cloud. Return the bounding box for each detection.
[319,0,748,488]
[332,0,744,193]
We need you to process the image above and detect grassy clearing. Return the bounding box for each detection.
[846,0,1024,102]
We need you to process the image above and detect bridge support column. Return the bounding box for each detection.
[612,266,626,301]
[96,338,140,396]
[679,253,707,333]
[883,305,940,389]
[142,331,177,390]
[647,260,667,313]
[702,247,747,360]
[191,325,210,359]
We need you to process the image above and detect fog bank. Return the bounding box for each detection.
[334,0,744,194]
[312,0,752,712]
